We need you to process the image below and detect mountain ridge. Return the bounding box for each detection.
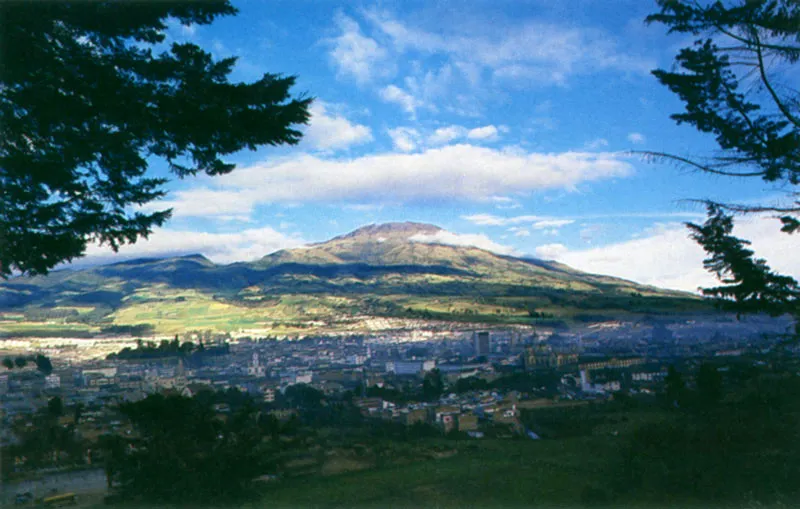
[0,222,703,337]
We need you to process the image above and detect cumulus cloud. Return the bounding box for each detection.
[467,125,501,141]
[152,147,632,218]
[426,124,504,145]
[387,127,421,152]
[328,14,392,84]
[304,102,373,151]
[627,132,646,144]
[380,85,424,117]
[80,226,306,266]
[144,188,262,218]
[535,243,569,260]
[429,126,467,145]
[535,217,800,292]
[410,231,516,255]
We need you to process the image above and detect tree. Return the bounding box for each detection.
[112,394,268,503]
[687,205,799,316]
[2,357,13,370]
[645,0,799,316]
[696,363,723,407]
[0,1,311,277]
[35,354,53,375]
[665,365,687,408]
[47,396,64,419]
[73,402,85,425]
[14,356,27,368]
[422,368,445,401]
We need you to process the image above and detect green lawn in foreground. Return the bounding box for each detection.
[247,438,617,509]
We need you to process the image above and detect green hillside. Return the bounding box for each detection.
[0,222,706,337]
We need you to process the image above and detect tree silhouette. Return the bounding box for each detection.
[35,354,53,375]
[665,365,686,408]
[112,394,268,503]
[696,363,723,407]
[645,0,799,317]
[0,1,311,276]
[47,396,64,419]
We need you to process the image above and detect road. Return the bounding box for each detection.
[1,468,106,506]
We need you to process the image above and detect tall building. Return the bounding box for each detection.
[474,331,491,356]
[248,352,266,377]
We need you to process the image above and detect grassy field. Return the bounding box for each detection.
[249,438,616,509]
[0,321,99,337]
[96,435,766,509]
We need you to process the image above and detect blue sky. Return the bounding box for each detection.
[82,0,798,292]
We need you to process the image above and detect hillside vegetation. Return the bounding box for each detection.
[0,223,706,337]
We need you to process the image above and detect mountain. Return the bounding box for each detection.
[0,222,704,337]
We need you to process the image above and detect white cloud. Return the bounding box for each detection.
[535,217,800,292]
[463,214,546,226]
[81,226,306,265]
[410,231,516,255]
[304,102,373,151]
[467,125,501,141]
[585,138,609,150]
[462,212,705,227]
[579,224,604,244]
[508,227,531,237]
[627,132,646,144]
[532,219,575,230]
[367,13,653,87]
[154,147,632,217]
[380,85,424,117]
[145,188,261,218]
[328,14,391,84]
[535,243,569,260]
[387,127,421,152]
[343,203,384,212]
[429,126,467,145]
[428,124,503,145]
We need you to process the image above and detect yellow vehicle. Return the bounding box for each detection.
[41,492,77,507]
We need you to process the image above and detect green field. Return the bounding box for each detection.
[250,438,616,509]
[93,435,779,509]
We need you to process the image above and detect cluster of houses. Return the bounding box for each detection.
[0,329,700,449]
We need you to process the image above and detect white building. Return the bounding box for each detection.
[44,373,61,390]
[347,354,367,366]
[386,360,436,376]
[248,353,266,377]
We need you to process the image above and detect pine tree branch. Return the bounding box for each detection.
[753,28,800,129]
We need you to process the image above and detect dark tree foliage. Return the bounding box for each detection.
[35,354,53,375]
[2,357,13,370]
[283,383,325,410]
[109,394,267,503]
[421,368,445,401]
[0,1,311,277]
[695,363,723,407]
[664,365,687,408]
[646,0,799,315]
[47,396,64,419]
[620,373,800,505]
[13,356,27,368]
[688,204,800,316]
